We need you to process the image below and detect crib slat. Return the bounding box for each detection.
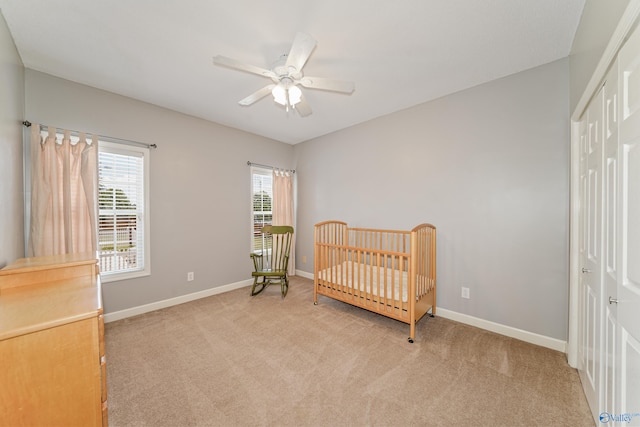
[375,252,381,312]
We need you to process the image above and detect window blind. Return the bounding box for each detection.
[98,143,147,275]
[251,167,273,252]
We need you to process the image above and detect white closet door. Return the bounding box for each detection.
[579,84,604,419]
[618,20,640,422]
[603,61,619,418]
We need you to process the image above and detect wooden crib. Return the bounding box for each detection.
[314,220,436,342]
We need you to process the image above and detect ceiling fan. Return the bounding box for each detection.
[213,32,355,117]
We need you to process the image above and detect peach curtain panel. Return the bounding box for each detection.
[272,170,295,276]
[28,125,98,257]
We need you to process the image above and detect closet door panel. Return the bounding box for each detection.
[579,87,604,417]
[618,19,640,421]
[619,15,640,356]
[603,62,619,416]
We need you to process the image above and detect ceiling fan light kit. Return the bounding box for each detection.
[271,77,302,111]
[213,32,354,117]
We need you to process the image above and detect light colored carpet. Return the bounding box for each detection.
[105,276,594,426]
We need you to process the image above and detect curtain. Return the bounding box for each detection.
[28,125,98,257]
[272,169,295,276]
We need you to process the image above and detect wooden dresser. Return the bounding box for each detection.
[0,253,107,426]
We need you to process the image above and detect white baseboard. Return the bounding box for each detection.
[103,279,253,323]
[105,271,567,353]
[296,268,566,352]
[295,269,314,280]
[436,308,567,353]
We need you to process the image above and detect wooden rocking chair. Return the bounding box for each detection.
[250,225,294,298]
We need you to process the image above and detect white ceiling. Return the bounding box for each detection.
[1,0,585,144]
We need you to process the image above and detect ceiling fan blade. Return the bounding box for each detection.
[238,84,276,106]
[285,33,317,72]
[294,96,312,117]
[213,55,276,79]
[299,76,355,94]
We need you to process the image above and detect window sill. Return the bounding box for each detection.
[100,269,150,283]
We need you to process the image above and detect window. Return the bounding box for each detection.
[98,141,150,281]
[251,167,272,252]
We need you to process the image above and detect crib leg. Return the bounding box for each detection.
[409,321,416,344]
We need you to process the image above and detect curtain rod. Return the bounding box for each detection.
[22,121,158,149]
[247,161,295,173]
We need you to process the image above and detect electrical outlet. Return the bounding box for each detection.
[187,272,194,282]
[461,287,470,299]
[302,255,307,264]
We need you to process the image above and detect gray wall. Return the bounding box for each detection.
[9,2,615,339]
[0,10,24,268]
[25,70,294,313]
[569,0,630,114]
[294,59,570,340]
